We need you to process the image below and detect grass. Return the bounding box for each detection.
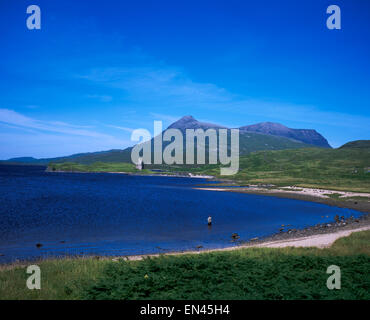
[323,194,370,201]
[192,147,369,193]
[48,162,151,174]
[0,257,111,300]
[230,148,370,193]
[1,230,369,300]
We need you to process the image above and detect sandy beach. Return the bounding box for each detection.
[255,226,370,248]
[195,185,370,199]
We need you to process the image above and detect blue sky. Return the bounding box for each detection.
[0,0,369,159]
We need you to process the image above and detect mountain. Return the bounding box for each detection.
[339,140,370,149]
[1,116,331,165]
[239,122,331,148]
[168,117,331,148]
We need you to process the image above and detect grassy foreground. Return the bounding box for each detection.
[0,230,369,300]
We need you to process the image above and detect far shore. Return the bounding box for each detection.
[47,168,215,179]
[49,168,370,212]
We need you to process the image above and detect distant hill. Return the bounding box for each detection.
[339,140,370,149]
[1,116,332,165]
[4,157,40,163]
[2,149,132,165]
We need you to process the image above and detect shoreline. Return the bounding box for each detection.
[124,225,370,261]
[122,213,370,261]
[194,186,370,213]
[1,214,369,268]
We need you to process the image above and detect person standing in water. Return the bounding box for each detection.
[208,216,212,226]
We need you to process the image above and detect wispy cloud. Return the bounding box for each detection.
[105,124,134,133]
[0,109,115,139]
[0,109,133,159]
[78,66,232,108]
[78,65,370,133]
[0,109,129,140]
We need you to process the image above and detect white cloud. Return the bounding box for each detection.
[78,65,370,134]
[78,66,232,108]
[105,124,134,133]
[0,109,114,139]
[0,109,135,159]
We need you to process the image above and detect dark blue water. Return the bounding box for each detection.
[0,165,362,263]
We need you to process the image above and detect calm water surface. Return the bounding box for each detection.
[0,165,363,263]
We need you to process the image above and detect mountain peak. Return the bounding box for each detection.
[180,115,196,121]
[167,116,226,132]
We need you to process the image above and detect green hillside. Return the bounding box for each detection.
[0,149,132,165]
[193,146,369,192]
[339,140,370,149]
[233,147,369,192]
[54,149,133,164]
[48,162,140,173]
